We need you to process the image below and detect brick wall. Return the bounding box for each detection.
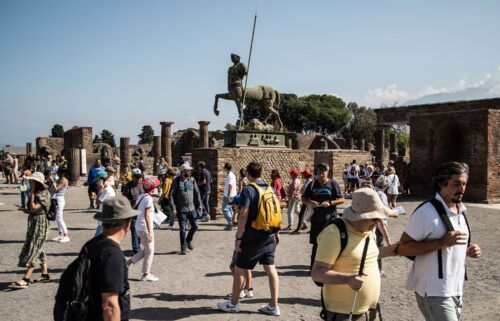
[36,137,64,157]
[487,109,500,202]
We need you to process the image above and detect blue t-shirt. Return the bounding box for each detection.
[240,179,276,240]
[198,168,211,194]
[88,166,104,186]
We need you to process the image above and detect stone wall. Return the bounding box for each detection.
[487,109,500,202]
[192,147,372,216]
[410,110,490,202]
[64,127,92,154]
[36,137,64,157]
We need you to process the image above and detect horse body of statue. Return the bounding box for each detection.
[213,54,284,131]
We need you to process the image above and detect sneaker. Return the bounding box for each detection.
[259,304,280,316]
[187,243,194,250]
[224,225,234,231]
[142,274,159,282]
[224,290,245,300]
[180,247,187,255]
[217,299,241,313]
[51,236,62,242]
[87,205,95,210]
[58,236,70,243]
[244,288,254,298]
[201,216,210,222]
[166,225,174,230]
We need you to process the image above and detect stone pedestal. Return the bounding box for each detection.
[224,130,290,148]
[152,136,161,175]
[160,121,174,167]
[375,126,385,165]
[68,148,80,186]
[120,137,130,171]
[198,121,210,148]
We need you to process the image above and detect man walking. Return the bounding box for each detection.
[169,163,203,255]
[311,188,397,320]
[122,168,144,254]
[396,162,481,321]
[347,159,360,194]
[87,159,105,210]
[222,163,237,230]
[302,163,344,270]
[196,161,211,222]
[217,162,281,316]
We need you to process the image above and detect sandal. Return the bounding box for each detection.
[32,273,50,283]
[10,277,30,289]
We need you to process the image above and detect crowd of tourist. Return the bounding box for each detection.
[3,153,481,321]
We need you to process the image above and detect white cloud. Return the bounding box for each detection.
[365,66,500,107]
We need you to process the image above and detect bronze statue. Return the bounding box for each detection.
[213,54,284,131]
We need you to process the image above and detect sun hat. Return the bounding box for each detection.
[26,172,48,189]
[142,177,160,191]
[93,170,108,184]
[300,169,312,177]
[180,163,193,171]
[94,195,139,221]
[316,163,329,171]
[342,187,393,221]
[131,168,142,177]
[288,169,299,176]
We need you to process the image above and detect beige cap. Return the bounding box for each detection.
[342,187,393,221]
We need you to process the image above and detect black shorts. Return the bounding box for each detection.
[236,237,276,270]
[88,184,99,196]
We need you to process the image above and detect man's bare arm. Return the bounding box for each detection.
[396,231,467,257]
[102,292,120,321]
[311,261,364,291]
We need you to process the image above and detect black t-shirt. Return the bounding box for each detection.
[87,235,130,321]
[302,179,342,224]
[240,179,276,241]
[198,169,211,194]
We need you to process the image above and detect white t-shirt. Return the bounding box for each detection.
[224,172,237,198]
[134,193,154,232]
[98,185,116,211]
[347,165,359,178]
[386,174,400,195]
[404,193,469,297]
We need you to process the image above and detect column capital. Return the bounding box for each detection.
[198,121,210,125]
[160,121,174,127]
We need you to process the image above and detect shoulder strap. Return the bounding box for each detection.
[134,194,147,210]
[330,218,348,260]
[428,198,454,279]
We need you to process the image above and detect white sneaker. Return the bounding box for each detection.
[51,236,62,242]
[142,274,159,282]
[244,288,254,298]
[259,304,280,316]
[58,236,70,243]
[217,299,241,313]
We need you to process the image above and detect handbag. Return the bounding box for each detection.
[19,184,28,192]
[47,198,57,221]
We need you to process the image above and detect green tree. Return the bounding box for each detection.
[100,129,116,147]
[51,124,65,138]
[342,102,377,145]
[224,122,237,131]
[92,135,101,144]
[138,125,155,144]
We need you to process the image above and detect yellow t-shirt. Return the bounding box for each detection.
[120,172,132,184]
[315,219,380,314]
[162,178,173,199]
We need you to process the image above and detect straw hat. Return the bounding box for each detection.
[343,188,393,221]
[94,195,140,221]
[26,172,48,189]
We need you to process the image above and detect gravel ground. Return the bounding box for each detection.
[0,182,499,320]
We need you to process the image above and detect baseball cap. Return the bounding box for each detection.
[142,177,160,191]
[300,169,312,177]
[180,163,193,171]
[317,163,329,171]
[288,170,299,176]
[131,168,142,177]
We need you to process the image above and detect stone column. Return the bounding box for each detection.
[389,132,397,160]
[120,137,130,171]
[26,142,32,155]
[375,126,385,165]
[198,121,210,148]
[152,135,161,174]
[68,148,80,186]
[359,139,366,151]
[160,122,174,167]
[348,138,354,149]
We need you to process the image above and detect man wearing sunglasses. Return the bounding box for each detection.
[169,163,203,255]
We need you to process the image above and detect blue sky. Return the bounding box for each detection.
[1,0,499,146]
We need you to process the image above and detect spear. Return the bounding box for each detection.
[240,10,257,128]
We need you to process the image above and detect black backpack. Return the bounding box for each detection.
[407,198,471,279]
[54,239,113,321]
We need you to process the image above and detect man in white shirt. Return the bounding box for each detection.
[347,159,360,194]
[396,162,481,321]
[222,163,237,230]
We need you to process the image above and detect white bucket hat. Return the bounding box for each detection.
[343,187,393,221]
[26,172,48,189]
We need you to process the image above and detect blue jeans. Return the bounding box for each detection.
[131,216,141,254]
[222,196,233,226]
[21,191,28,209]
[200,191,210,218]
[178,210,198,248]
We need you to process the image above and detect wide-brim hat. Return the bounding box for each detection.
[342,187,393,221]
[94,195,140,221]
[26,172,48,189]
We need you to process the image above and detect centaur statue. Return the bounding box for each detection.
[213,53,284,131]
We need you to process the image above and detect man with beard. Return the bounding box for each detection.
[396,162,481,321]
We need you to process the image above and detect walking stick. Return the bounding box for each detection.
[348,236,370,321]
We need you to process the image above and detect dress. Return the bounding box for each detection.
[18,190,50,267]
